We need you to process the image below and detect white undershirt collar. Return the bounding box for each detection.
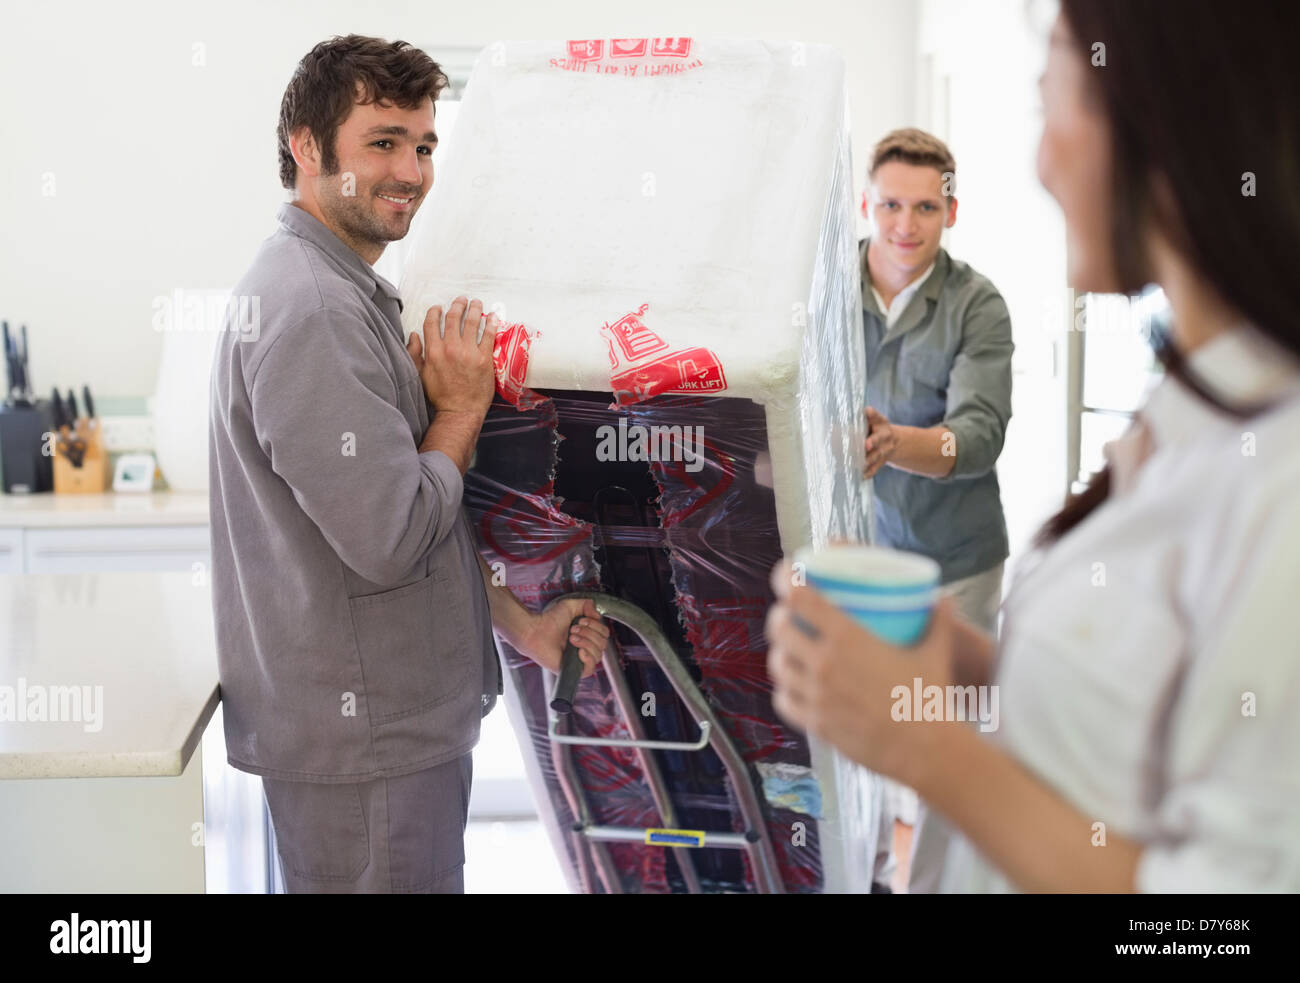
[871,260,937,329]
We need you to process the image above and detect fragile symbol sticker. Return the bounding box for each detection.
[493,320,546,410]
[601,303,728,405]
[551,38,702,77]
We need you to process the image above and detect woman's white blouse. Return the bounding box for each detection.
[939,327,1300,892]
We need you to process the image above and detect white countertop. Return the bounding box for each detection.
[0,572,219,778]
[0,490,209,528]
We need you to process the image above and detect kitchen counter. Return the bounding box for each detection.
[0,492,212,576]
[0,571,221,892]
[0,571,219,777]
[0,490,209,528]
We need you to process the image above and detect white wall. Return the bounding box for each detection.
[0,0,917,400]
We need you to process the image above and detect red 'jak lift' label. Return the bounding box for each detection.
[601,303,728,406]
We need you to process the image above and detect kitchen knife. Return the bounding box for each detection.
[2,321,13,397]
[19,324,30,396]
[51,388,72,462]
[8,322,25,394]
[64,389,87,468]
[12,347,26,396]
[51,388,67,430]
[82,385,96,427]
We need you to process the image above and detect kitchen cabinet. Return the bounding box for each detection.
[0,527,21,573]
[0,572,216,891]
[0,492,276,893]
[23,525,210,573]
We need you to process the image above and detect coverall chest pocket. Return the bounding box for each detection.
[901,343,951,393]
[349,568,471,724]
[892,340,952,426]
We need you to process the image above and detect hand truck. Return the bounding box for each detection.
[548,591,785,894]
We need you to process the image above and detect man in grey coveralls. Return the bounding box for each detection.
[208,35,610,893]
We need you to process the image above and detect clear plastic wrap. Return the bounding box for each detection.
[401,37,872,893]
[469,391,821,891]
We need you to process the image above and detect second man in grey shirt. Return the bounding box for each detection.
[856,128,1014,897]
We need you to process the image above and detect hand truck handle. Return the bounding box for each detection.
[549,615,586,713]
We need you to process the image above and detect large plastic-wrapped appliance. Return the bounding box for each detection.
[400,37,877,893]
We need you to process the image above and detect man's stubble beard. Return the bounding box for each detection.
[319,170,412,250]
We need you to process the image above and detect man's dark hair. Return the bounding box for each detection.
[276,34,449,190]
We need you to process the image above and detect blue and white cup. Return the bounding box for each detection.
[793,544,941,646]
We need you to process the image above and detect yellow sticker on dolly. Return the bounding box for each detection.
[645,828,707,848]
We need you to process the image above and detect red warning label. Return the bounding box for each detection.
[601,303,728,405]
[493,321,546,409]
[552,38,702,76]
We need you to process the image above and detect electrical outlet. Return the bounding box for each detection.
[99,415,155,452]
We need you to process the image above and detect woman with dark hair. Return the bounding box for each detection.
[766,0,1300,892]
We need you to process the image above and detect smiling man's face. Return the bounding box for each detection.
[867,160,956,276]
[293,90,437,264]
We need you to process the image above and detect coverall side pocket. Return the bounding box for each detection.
[263,779,370,883]
[350,570,471,724]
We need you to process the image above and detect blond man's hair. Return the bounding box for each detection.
[869,128,957,198]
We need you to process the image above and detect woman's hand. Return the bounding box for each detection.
[765,558,960,787]
[767,557,1149,892]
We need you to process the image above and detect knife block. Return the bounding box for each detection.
[0,400,55,493]
[53,423,109,494]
